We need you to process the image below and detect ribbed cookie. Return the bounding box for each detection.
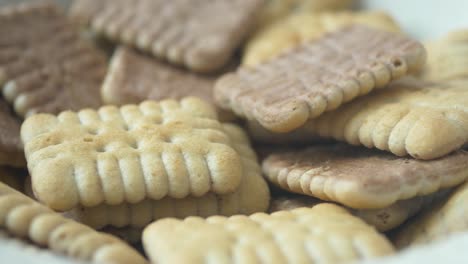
[215,25,426,133]
[0,99,24,167]
[0,182,147,264]
[143,204,394,264]
[70,0,263,73]
[262,144,468,209]
[295,77,468,159]
[421,29,468,81]
[0,1,106,118]
[256,0,353,30]
[21,98,244,211]
[66,123,270,229]
[269,191,450,232]
[393,181,468,249]
[102,47,236,121]
[244,11,402,67]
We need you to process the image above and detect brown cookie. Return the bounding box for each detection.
[215,25,426,133]
[70,0,263,73]
[0,2,107,118]
[262,144,468,209]
[102,47,236,121]
[0,99,24,167]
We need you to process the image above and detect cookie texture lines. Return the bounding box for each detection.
[310,78,468,159]
[143,205,394,264]
[262,145,468,209]
[101,47,215,105]
[67,123,270,229]
[215,25,426,133]
[21,98,243,211]
[0,183,147,264]
[70,0,263,72]
[0,2,106,117]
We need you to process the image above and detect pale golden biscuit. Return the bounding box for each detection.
[0,182,147,264]
[143,204,394,264]
[70,0,263,73]
[66,123,270,229]
[216,26,425,133]
[244,11,402,67]
[0,1,107,118]
[256,0,353,30]
[21,98,244,211]
[102,47,236,121]
[0,99,24,167]
[269,191,450,232]
[393,181,468,249]
[262,144,468,209]
[292,77,468,159]
[421,29,468,81]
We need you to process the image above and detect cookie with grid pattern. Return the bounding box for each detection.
[21,98,244,211]
[0,1,107,118]
[262,144,468,209]
[70,0,263,73]
[143,204,394,264]
[0,182,147,264]
[66,123,270,229]
[215,25,426,133]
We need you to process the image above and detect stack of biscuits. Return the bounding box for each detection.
[0,0,467,263]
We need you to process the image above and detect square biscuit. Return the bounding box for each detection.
[66,123,270,229]
[102,47,236,121]
[0,1,107,118]
[262,144,468,209]
[143,204,394,264]
[215,25,425,133]
[300,77,468,159]
[70,0,263,73]
[244,11,402,67]
[0,182,147,264]
[21,97,244,211]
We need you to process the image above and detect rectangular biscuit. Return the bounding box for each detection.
[143,204,394,264]
[0,1,107,118]
[70,0,263,73]
[21,97,245,211]
[66,123,270,229]
[102,47,236,121]
[215,25,426,133]
[0,182,147,264]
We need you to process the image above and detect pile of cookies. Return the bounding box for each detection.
[1,0,468,263]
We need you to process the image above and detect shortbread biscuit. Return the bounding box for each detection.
[244,11,402,67]
[70,0,263,73]
[262,144,468,209]
[295,77,468,159]
[270,191,450,232]
[102,47,236,121]
[0,99,24,167]
[22,98,244,211]
[256,0,353,30]
[216,25,425,133]
[0,2,107,118]
[421,29,468,81]
[66,123,270,229]
[143,204,394,264]
[0,182,147,264]
[393,181,468,248]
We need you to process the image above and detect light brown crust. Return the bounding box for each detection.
[0,1,106,118]
[21,98,244,211]
[70,0,263,73]
[262,144,468,209]
[0,182,147,264]
[143,204,394,263]
[215,25,426,133]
